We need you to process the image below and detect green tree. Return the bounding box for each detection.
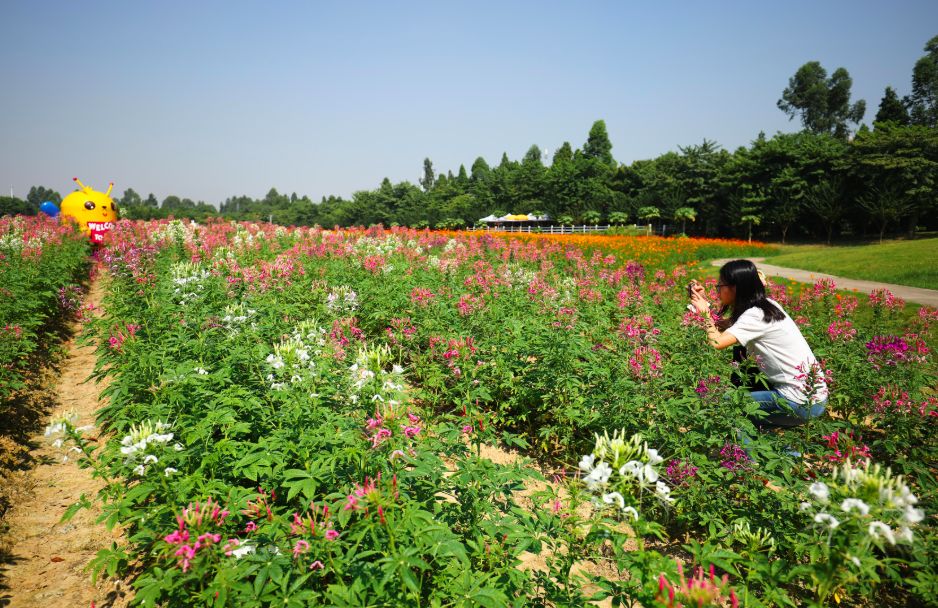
[673,207,697,235]
[145,193,159,207]
[582,210,601,226]
[806,179,847,244]
[27,186,61,209]
[768,167,807,244]
[0,196,33,216]
[858,183,913,243]
[420,158,435,192]
[608,211,629,225]
[583,119,615,167]
[119,188,142,208]
[849,123,938,237]
[909,35,938,127]
[875,86,910,126]
[778,61,866,139]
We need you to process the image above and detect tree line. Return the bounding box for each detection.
[4,35,936,242]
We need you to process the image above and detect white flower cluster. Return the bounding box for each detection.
[578,431,674,521]
[801,459,924,546]
[221,302,257,334]
[347,345,408,408]
[500,264,538,290]
[151,219,199,246]
[43,411,92,463]
[326,285,359,313]
[265,322,328,390]
[353,234,403,257]
[170,261,211,305]
[118,419,183,477]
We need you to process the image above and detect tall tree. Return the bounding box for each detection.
[909,35,938,127]
[875,86,910,126]
[118,188,142,208]
[583,120,615,167]
[778,62,866,139]
[145,193,159,207]
[27,186,61,209]
[420,158,435,192]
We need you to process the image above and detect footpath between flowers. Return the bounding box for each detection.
[710,257,938,307]
[0,278,128,608]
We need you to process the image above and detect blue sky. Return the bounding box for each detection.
[2,1,936,205]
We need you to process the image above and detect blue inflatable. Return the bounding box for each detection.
[39,201,60,217]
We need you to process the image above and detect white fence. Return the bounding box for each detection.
[467,224,653,235]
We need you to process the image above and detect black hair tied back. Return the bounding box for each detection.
[720,260,785,326]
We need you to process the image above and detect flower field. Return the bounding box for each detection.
[41,220,935,606]
[0,215,90,401]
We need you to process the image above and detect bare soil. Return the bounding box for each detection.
[0,278,128,608]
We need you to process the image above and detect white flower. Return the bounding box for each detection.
[143,454,158,464]
[173,443,184,452]
[619,460,642,478]
[903,505,924,524]
[897,526,914,543]
[800,502,812,512]
[645,448,663,466]
[868,521,896,545]
[578,454,596,473]
[849,555,861,567]
[813,512,840,529]
[642,464,659,484]
[655,480,674,503]
[120,435,134,446]
[133,464,146,476]
[809,482,830,503]
[622,506,639,521]
[583,462,613,489]
[601,492,625,510]
[196,367,209,375]
[164,467,178,476]
[52,439,64,449]
[392,364,404,375]
[840,498,870,515]
[230,542,256,558]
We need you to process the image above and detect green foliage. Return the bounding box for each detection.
[778,61,866,140]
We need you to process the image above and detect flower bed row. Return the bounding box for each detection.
[61,220,935,606]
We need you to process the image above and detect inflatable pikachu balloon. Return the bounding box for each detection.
[60,177,118,244]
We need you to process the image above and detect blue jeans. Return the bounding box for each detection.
[749,389,826,427]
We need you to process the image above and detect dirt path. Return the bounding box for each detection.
[710,257,938,307]
[0,278,127,608]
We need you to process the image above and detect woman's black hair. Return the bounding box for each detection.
[719,260,785,326]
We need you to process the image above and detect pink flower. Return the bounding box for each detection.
[244,521,257,533]
[461,424,473,434]
[325,529,340,541]
[402,425,421,438]
[309,560,325,570]
[292,539,310,558]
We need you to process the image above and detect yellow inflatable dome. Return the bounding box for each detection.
[60,177,117,244]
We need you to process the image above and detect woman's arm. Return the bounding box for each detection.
[690,288,739,350]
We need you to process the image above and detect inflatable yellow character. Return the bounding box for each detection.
[60,177,118,244]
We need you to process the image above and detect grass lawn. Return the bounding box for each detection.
[760,238,938,290]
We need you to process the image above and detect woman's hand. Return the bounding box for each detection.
[688,281,710,314]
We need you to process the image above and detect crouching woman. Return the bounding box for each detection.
[688,260,827,425]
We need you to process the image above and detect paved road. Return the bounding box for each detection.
[710,258,938,308]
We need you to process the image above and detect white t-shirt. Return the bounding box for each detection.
[725,299,828,405]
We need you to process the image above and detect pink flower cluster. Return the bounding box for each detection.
[821,430,871,463]
[108,323,140,351]
[866,334,930,369]
[694,375,722,400]
[618,315,660,343]
[163,498,230,572]
[869,288,905,311]
[666,459,699,486]
[872,386,938,418]
[628,346,662,379]
[657,561,738,608]
[826,320,857,342]
[409,287,436,307]
[719,444,751,473]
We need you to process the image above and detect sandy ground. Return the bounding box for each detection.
[710,257,938,307]
[0,278,128,608]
